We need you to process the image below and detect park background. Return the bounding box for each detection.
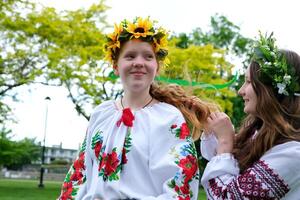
[1,0,299,199]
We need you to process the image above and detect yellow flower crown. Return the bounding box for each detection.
[104,17,170,66]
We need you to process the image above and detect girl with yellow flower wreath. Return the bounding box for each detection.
[58,17,216,200]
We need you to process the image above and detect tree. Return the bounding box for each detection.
[165,40,236,116]
[1,0,110,121]
[0,129,40,170]
[172,14,254,127]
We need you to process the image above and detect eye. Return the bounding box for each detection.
[145,54,154,60]
[124,53,135,60]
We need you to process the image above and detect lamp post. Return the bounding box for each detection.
[38,96,51,188]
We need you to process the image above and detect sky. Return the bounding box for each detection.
[7,0,300,149]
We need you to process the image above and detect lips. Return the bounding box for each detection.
[130,71,146,75]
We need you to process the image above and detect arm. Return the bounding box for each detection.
[58,129,93,200]
[200,132,218,161]
[201,142,300,199]
[145,117,199,200]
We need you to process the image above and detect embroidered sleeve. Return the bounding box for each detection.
[58,131,93,200]
[200,142,300,200]
[147,117,199,200]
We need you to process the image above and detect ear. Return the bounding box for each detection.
[113,65,119,76]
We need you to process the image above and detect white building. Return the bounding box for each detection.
[44,144,78,164]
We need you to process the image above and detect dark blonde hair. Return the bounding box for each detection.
[150,83,217,140]
[233,50,300,172]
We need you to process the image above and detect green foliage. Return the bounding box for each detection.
[165,42,236,116]
[0,130,40,169]
[1,3,252,133]
[172,14,254,126]
[1,0,110,120]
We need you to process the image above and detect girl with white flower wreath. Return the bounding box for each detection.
[58,17,216,200]
[200,33,300,199]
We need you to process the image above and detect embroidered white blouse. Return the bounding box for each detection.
[58,100,199,200]
[200,133,300,200]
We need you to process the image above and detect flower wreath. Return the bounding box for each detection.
[252,32,300,96]
[104,17,170,66]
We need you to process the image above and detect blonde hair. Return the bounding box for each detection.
[150,83,217,140]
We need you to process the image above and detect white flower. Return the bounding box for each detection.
[277,83,289,95]
[283,74,291,84]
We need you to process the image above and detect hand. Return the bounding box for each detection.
[207,112,235,154]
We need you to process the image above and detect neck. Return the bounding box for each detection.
[122,91,153,110]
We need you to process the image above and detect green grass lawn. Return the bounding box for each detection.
[0,179,206,199]
[0,179,61,200]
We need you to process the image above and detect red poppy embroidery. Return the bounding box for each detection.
[179,155,198,182]
[170,122,191,139]
[117,108,135,127]
[59,137,87,200]
[168,143,199,199]
[104,151,119,176]
[60,182,73,200]
[73,152,85,169]
[179,123,190,139]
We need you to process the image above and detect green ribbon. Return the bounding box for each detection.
[108,72,237,90]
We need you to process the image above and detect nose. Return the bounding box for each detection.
[132,56,145,67]
[238,86,244,96]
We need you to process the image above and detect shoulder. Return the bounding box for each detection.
[261,141,300,175]
[259,141,300,190]
[89,100,116,123]
[150,102,183,117]
[92,100,115,113]
[264,141,300,159]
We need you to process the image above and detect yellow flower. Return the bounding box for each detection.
[104,17,170,67]
[107,23,123,42]
[127,17,154,38]
[153,36,168,52]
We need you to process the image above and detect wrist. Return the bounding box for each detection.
[217,139,233,154]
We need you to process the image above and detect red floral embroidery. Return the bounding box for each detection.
[179,155,198,182]
[117,108,135,127]
[92,131,103,159]
[94,142,102,158]
[179,123,190,139]
[180,183,190,195]
[168,143,199,200]
[59,137,87,200]
[170,122,191,140]
[98,130,132,182]
[104,151,119,176]
[171,124,177,129]
[73,152,85,169]
[99,153,107,171]
[121,147,128,164]
[60,182,73,200]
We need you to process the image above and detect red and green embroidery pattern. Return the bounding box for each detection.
[59,137,87,200]
[91,131,104,159]
[97,129,132,181]
[168,143,199,200]
[170,122,191,140]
